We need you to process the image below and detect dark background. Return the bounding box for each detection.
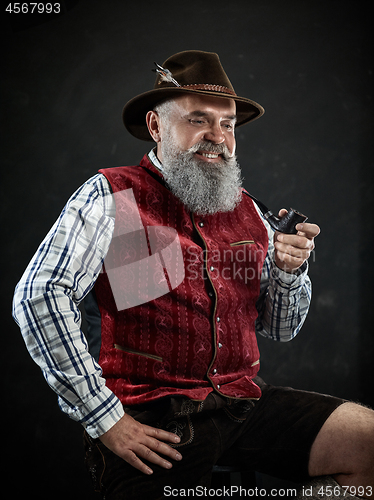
[1,0,372,497]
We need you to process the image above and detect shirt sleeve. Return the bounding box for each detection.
[12,174,124,439]
[255,218,312,342]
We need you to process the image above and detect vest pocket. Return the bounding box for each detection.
[230,240,255,247]
[114,343,163,362]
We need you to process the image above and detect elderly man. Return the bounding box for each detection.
[13,51,374,499]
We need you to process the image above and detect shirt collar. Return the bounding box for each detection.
[148,148,164,173]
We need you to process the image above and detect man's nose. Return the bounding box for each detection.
[203,123,225,144]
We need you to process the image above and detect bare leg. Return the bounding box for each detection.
[308,402,374,499]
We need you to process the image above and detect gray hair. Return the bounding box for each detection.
[153,98,180,122]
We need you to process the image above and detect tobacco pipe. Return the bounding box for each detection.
[243,191,308,234]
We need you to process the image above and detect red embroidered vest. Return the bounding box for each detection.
[94,154,268,405]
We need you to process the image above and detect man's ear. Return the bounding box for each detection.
[146,111,162,143]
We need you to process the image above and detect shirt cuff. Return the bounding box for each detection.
[62,386,125,439]
[270,260,308,290]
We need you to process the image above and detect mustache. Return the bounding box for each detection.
[187,141,234,161]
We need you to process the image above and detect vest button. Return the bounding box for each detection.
[217,385,221,390]
[210,266,214,272]
[198,221,204,228]
[213,368,217,374]
[217,317,220,323]
[218,342,223,349]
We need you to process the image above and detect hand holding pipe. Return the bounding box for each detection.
[243,191,308,235]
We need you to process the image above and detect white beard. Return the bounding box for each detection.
[160,136,243,216]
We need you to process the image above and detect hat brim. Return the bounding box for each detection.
[122,87,265,141]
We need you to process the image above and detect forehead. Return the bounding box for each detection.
[172,93,236,117]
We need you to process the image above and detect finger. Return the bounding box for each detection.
[135,441,182,470]
[142,425,183,461]
[100,416,183,476]
[274,242,311,261]
[295,222,320,239]
[276,209,320,239]
[120,436,182,475]
[275,233,314,251]
[275,250,305,270]
[121,448,154,475]
[143,425,181,444]
[137,443,173,470]
[144,434,183,463]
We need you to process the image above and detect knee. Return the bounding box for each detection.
[309,401,374,478]
[343,403,374,473]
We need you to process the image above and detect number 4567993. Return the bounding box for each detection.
[5,3,61,14]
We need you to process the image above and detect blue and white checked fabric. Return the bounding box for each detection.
[12,153,311,438]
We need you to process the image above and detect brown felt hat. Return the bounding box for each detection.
[122,50,265,141]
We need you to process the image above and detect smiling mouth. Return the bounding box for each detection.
[197,151,221,159]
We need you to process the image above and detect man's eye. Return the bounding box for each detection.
[189,119,205,125]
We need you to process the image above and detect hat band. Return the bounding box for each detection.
[180,83,237,96]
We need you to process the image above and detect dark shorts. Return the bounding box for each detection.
[84,377,345,499]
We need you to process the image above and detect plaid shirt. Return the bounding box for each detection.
[12,151,311,439]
